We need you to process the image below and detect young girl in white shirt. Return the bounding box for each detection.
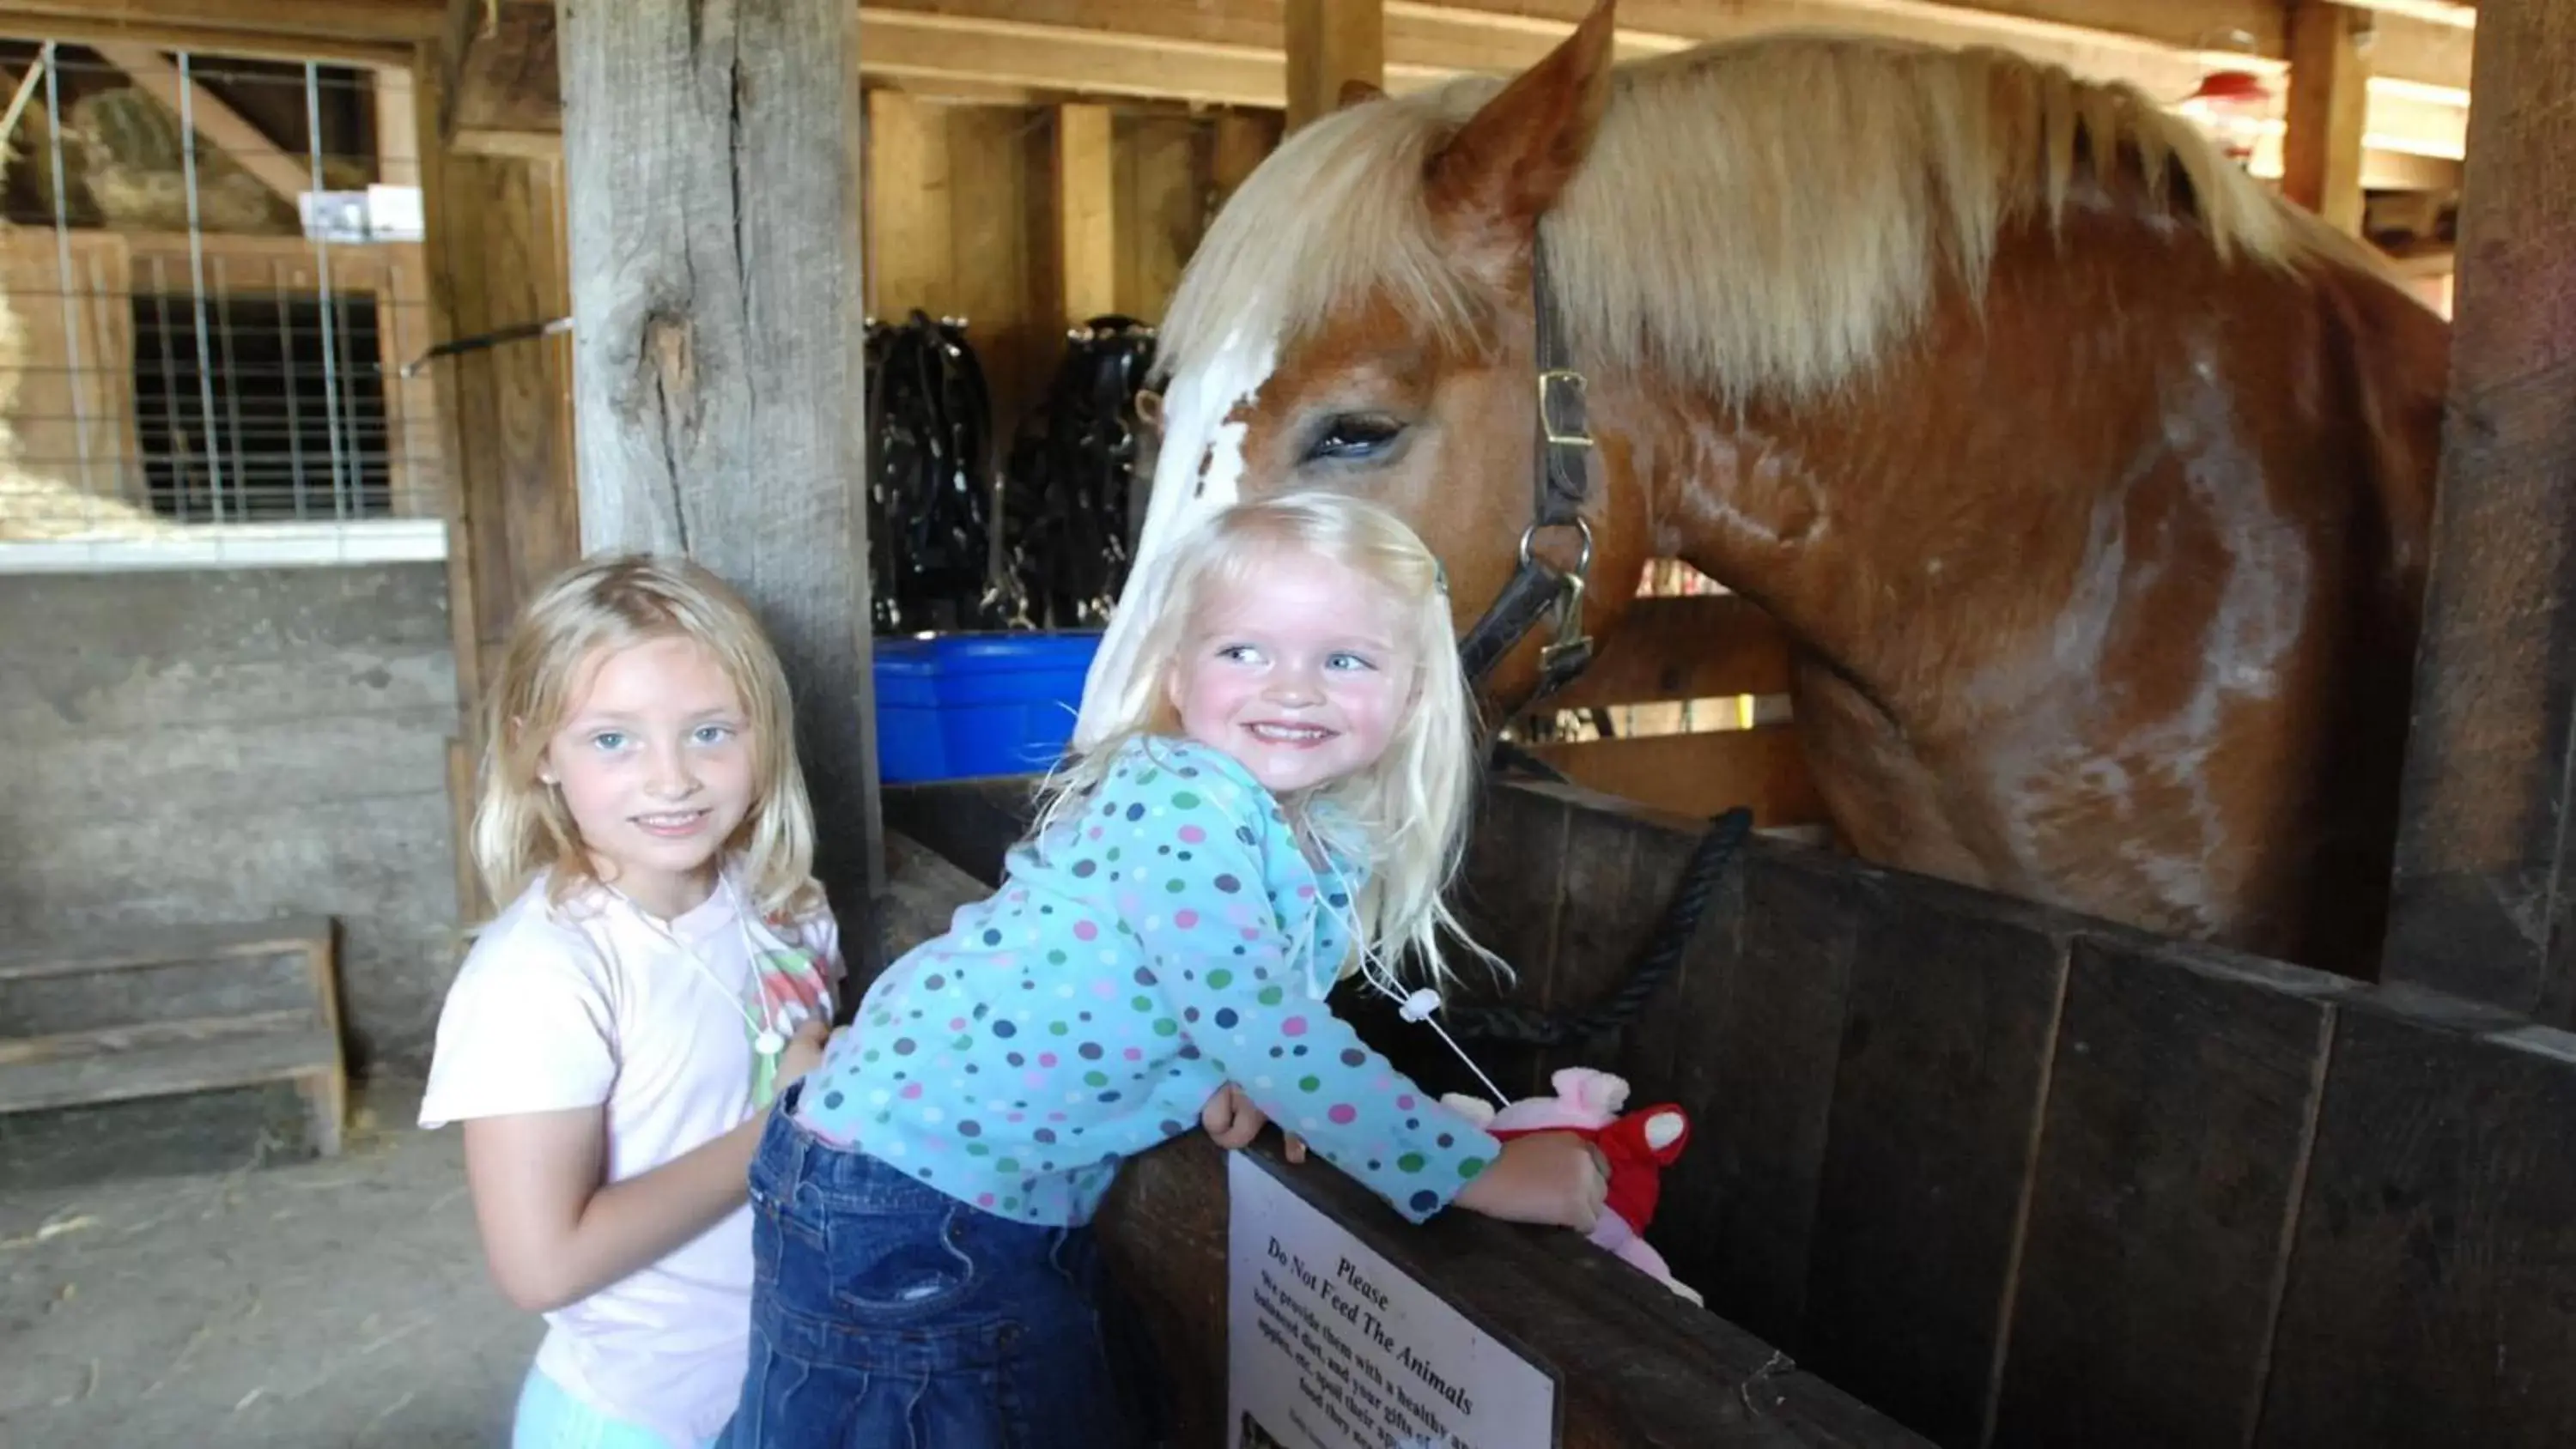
[420,555,846,1449]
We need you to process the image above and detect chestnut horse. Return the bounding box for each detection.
[1073,3,2449,977]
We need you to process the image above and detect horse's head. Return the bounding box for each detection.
[1077,2,1634,746]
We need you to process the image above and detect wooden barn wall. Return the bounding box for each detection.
[889,774,2576,1449]
[0,564,464,1073]
[862,90,1247,440]
[1413,784,2576,1449]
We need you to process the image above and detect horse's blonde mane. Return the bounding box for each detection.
[1159,31,2391,407]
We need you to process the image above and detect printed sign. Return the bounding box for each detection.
[1227,1151,1558,1449]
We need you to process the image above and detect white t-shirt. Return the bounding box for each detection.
[419,870,841,1448]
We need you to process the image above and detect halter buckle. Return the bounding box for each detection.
[1542,572,1595,675]
[1518,517,1597,677]
[1538,368,1594,449]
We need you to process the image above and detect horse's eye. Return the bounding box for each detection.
[1303,414,1405,463]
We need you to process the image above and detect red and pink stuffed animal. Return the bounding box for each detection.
[1441,1067,1701,1306]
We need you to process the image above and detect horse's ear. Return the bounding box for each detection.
[1423,0,1616,264]
[1337,78,1384,110]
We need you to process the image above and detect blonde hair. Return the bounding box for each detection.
[1044,492,1498,990]
[1160,32,2395,415]
[471,553,823,919]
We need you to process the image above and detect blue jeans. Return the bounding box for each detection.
[718,1088,1151,1449]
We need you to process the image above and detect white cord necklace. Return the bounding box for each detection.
[611,875,788,1058]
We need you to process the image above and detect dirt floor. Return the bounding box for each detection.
[0,1074,535,1448]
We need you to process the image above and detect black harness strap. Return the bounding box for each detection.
[1440,233,1757,1054]
[1453,233,1600,704]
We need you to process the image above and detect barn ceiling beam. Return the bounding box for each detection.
[430,0,2470,175]
[90,39,313,204]
[0,3,430,68]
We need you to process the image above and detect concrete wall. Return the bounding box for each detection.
[0,562,465,1070]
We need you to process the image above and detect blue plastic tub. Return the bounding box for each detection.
[872,631,1104,782]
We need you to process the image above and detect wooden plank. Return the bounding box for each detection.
[1658,842,1857,1351]
[1990,936,2342,1449]
[14,712,455,820]
[405,1,2470,171]
[416,136,575,697]
[1115,113,1202,321]
[0,1009,314,1066]
[1529,790,1700,1088]
[2379,0,2576,1025]
[0,3,434,66]
[561,0,884,966]
[1098,1135,1935,1448]
[2257,1004,2576,1446]
[0,561,453,663]
[89,42,311,207]
[864,88,951,318]
[410,41,489,928]
[1431,779,1574,1099]
[2281,3,2371,233]
[1,635,455,743]
[0,1025,339,1116]
[1546,593,1795,712]
[0,917,332,981]
[1525,724,1824,827]
[1286,0,1384,132]
[1054,103,1117,324]
[1801,876,2069,1447]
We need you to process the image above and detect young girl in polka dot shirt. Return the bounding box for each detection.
[717,493,1613,1449]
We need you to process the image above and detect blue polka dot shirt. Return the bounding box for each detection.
[792,735,1500,1228]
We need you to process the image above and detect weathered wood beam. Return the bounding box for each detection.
[89,40,313,204]
[1286,0,1384,131]
[426,1,2470,174]
[1053,104,1118,324]
[2281,3,2371,233]
[0,0,438,65]
[2335,0,2475,25]
[440,0,556,154]
[2380,0,2576,1023]
[559,0,886,963]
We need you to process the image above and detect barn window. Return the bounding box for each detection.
[129,289,392,523]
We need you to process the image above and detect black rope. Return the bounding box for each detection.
[995,316,1157,629]
[1443,805,1754,1048]
[865,311,1001,635]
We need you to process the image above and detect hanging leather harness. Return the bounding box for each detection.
[997,316,1157,629]
[864,311,999,635]
[1452,234,1601,712]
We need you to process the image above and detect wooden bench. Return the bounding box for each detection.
[0,917,348,1156]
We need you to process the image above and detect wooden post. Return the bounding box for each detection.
[2281,2,2372,233]
[1285,0,1383,134]
[2380,0,2576,1022]
[557,0,885,969]
[1054,104,1117,324]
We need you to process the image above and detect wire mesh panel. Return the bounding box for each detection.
[0,40,439,558]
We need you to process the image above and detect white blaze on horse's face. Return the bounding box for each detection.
[1072,318,1279,749]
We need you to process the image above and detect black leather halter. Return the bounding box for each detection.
[1453,233,1601,711]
